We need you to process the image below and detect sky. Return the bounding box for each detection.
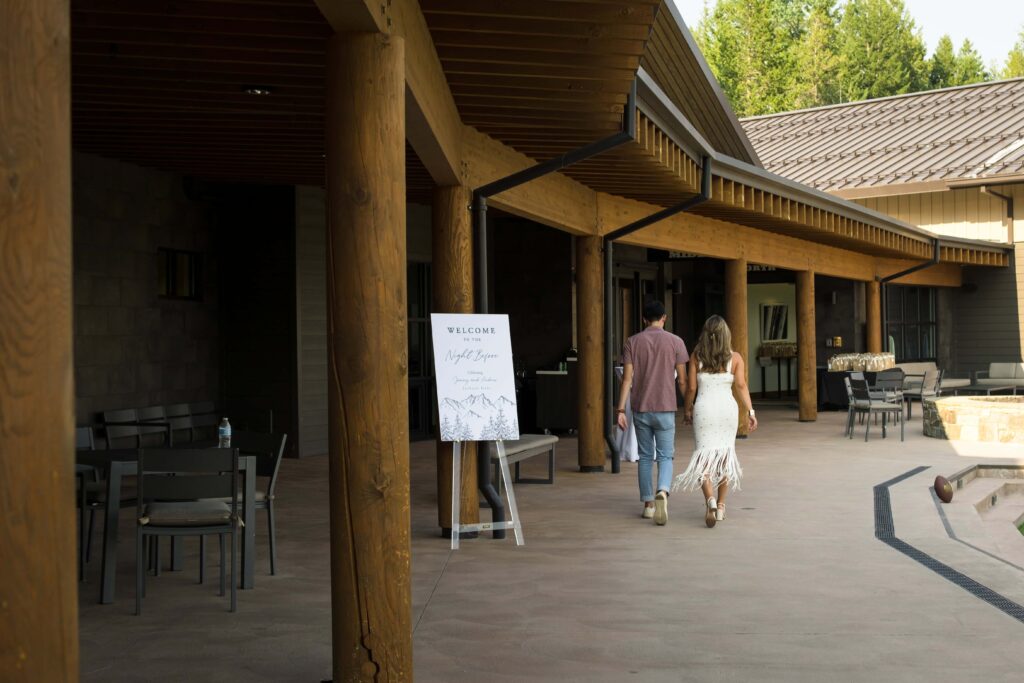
[670,0,1024,73]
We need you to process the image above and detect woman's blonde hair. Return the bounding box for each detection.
[694,315,733,373]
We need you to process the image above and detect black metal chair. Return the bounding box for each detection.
[135,448,241,615]
[207,431,288,575]
[103,407,141,448]
[188,401,219,442]
[849,378,904,442]
[75,427,97,580]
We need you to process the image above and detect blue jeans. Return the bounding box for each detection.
[633,411,676,501]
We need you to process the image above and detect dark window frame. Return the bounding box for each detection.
[885,285,937,362]
[157,247,203,301]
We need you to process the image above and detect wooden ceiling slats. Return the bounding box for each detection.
[73,0,327,24]
[72,27,328,54]
[71,9,333,39]
[73,41,325,67]
[422,1,659,24]
[429,30,646,56]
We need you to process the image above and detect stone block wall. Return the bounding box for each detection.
[72,152,221,424]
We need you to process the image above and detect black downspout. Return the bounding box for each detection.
[877,239,941,353]
[470,82,637,536]
[602,157,713,472]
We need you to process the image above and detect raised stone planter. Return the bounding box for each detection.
[923,396,1024,443]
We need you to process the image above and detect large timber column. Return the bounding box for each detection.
[725,259,749,436]
[796,270,817,422]
[577,235,606,471]
[0,1,77,680]
[866,280,882,353]
[432,185,480,533]
[326,32,411,681]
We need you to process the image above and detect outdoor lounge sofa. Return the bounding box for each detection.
[973,362,1024,389]
[895,362,969,391]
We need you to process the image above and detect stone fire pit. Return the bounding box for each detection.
[923,396,1024,443]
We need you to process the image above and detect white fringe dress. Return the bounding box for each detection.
[673,358,743,492]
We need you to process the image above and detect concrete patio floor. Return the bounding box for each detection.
[79,405,1024,682]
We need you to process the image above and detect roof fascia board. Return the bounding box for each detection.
[637,69,1010,257]
[657,0,761,166]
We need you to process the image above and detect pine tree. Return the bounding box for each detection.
[440,415,454,441]
[491,407,511,440]
[792,0,841,108]
[837,0,927,100]
[695,0,800,116]
[953,39,988,85]
[928,35,956,89]
[1000,28,1024,78]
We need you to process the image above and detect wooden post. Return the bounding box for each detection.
[725,259,749,436]
[796,270,817,422]
[577,235,605,471]
[0,1,77,680]
[432,185,480,533]
[326,32,411,681]
[866,280,882,353]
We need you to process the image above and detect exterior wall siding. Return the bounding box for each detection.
[856,186,1024,243]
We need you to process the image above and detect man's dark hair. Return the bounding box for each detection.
[643,299,666,323]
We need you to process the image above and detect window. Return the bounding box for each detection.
[157,248,202,300]
[885,286,937,362]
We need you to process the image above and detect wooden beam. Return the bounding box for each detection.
[463,126,599,234]
[796,271,817,422]
[725,259,749,437]
[326,31,411,682]
[866,280,882,353]
[395,0,463,186]
[577,235,606,471]
[432,185,479,533]
[0,1,77,680]
[314,0,388,33]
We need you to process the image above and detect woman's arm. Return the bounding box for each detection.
[683,358,698,424]
[733,352,758,431]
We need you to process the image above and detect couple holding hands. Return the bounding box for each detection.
[616,301,757,528]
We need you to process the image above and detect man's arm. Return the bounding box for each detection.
[675,362,687,400]
[616,364,633,430]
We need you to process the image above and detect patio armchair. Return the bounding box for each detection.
[903,369,942,419]
[135,448,241,615]
[848,379,904,442]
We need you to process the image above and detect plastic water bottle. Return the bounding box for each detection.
[218,417,232,448]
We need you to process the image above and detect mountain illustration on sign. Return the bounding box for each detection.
[439,394,518,441]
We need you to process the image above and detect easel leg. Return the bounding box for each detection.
[496,442,524,546]
[451,442,461,550]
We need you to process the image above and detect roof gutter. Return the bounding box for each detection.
[602,156,713,473]
[473,81,637,315]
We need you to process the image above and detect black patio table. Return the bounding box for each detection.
[75,449,257,605]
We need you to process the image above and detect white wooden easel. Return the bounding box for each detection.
[449,441,524,550]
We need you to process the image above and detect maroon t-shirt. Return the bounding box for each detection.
[622,327,689,413]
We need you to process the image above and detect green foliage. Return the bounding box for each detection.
[837,0,927,101]
[928,35,956,89]
[792,0,842,109]
[695,0,801,116]
[953,40,988,85]
[1000,28,1024,78]
[696,0,1002,116]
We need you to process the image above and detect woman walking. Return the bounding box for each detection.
[673,315,757,528]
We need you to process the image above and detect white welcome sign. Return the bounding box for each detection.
[431,313,520,443]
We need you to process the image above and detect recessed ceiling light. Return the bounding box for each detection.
[242,86,273,96]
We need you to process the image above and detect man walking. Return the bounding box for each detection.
[616,300,689,525]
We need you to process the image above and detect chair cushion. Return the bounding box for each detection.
[1015,363,1024,380]
[207,490,267,504]
[989,362,1018,379]
[142,501,232,527]
[976,378,1024,386]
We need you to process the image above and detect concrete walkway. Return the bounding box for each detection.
[79,405,1024,681]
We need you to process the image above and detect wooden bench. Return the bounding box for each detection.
[482,434,558,493]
